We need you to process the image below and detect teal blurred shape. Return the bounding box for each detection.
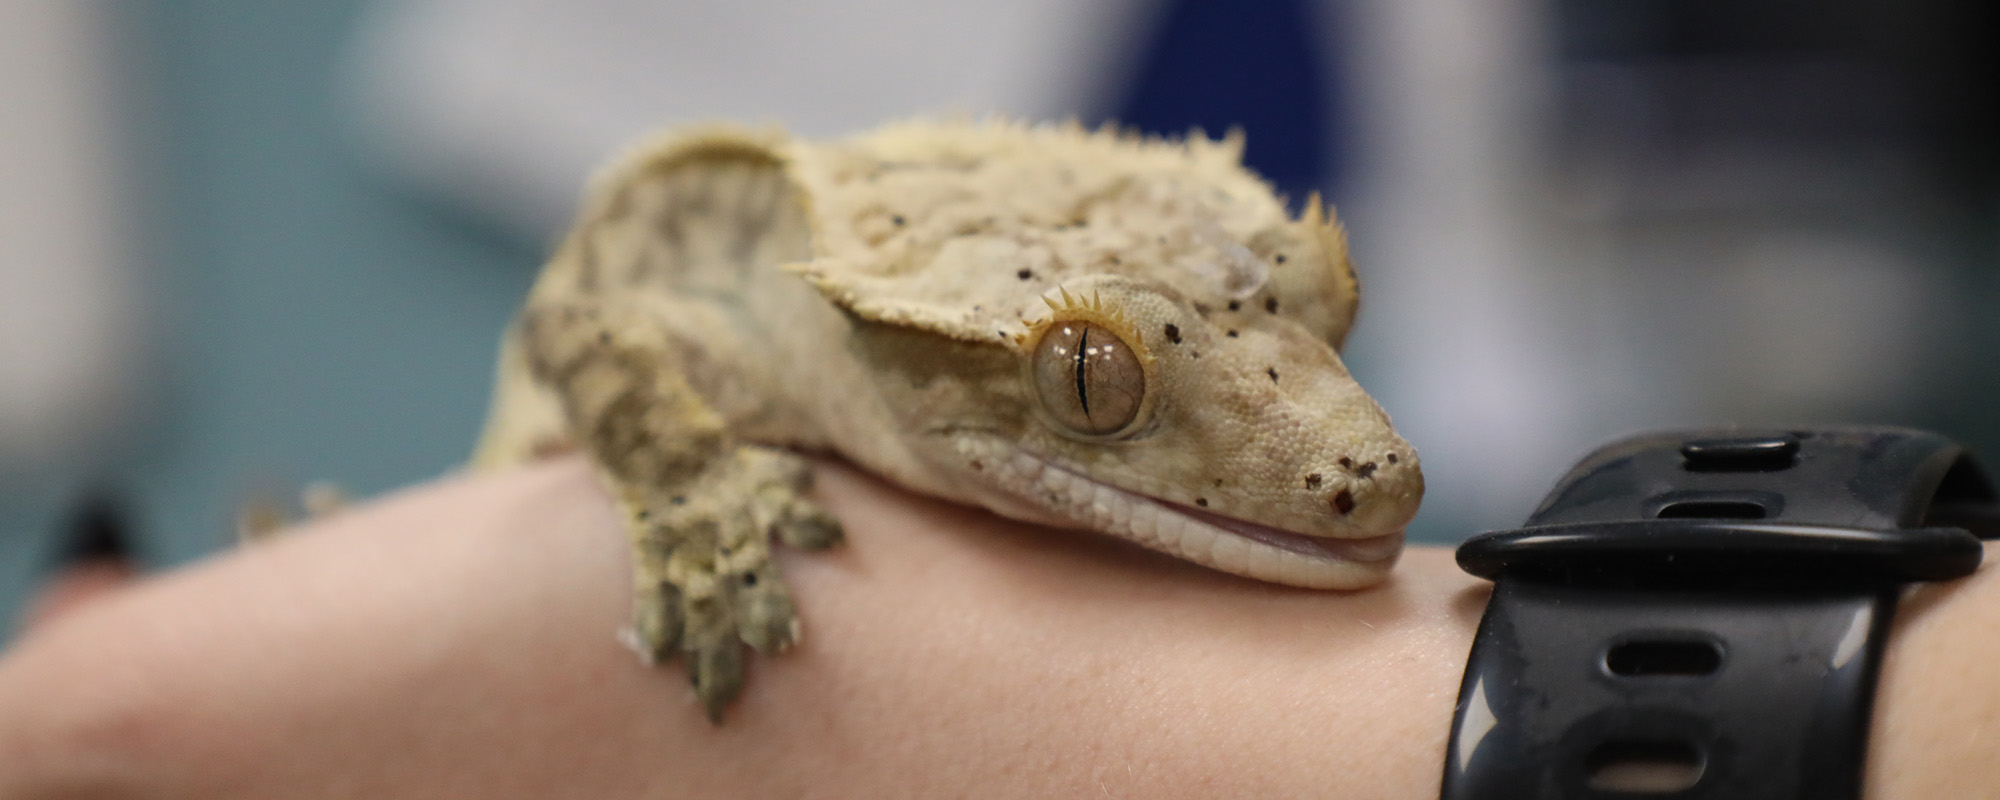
[2,1,542,634]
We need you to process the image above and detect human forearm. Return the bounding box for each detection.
[1,458,1994,798]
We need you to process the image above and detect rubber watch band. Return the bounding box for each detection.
[1441,428,1999,799]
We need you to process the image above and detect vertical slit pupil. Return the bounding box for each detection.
[1074,326,1091,419]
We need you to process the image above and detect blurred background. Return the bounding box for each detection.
[1,0,1993,634]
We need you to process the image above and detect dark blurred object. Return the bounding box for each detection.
[1544,0,2000,458]
[1553,0,1998,236]
[14,489,136,633]
[53,489,131,567]
[1112,0,1340,201]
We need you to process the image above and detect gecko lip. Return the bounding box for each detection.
[988,451,1405,588]
[1160,498,1405,564]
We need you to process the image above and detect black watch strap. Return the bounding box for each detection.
[1441,428,1999,799]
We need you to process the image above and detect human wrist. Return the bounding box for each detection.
[1866,540,2000,798]
[793,461,1485,798]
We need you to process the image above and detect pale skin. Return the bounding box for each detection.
[0,457,1995,798]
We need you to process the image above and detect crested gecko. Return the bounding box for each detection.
[471,119,1423,722]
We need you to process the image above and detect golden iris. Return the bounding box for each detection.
[1031,321,1145,436]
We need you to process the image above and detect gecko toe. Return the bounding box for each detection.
[630,579,685,662]
[733,567,801,654]
[689,637,746,725]
[777,503,843,550]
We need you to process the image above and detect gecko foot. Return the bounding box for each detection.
[620,446,843,722]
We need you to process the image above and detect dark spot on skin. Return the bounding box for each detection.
[598,332,612,345]
[1387,453,1399,464]
[1017,269,1034,280]
[1227,330,1239,338]
[973,305,981,311]
[1228,300,1242,312]
[971,459,984,471]
[1193,302,1212,318]
[1275,254,1288,264]
[719,546,730,556]
[891,215,905,227]
[743,572,758,587]
[671,496,687,506]
[1356,461,1378,480]
[1191,351,1201,359]
[1109,255,1122,264]
[1213,479,1224,488]
[1195,498,1209,507]
[1265,297,1279,314]
[1158,236,1167,245]
[1268,367,1279,382]
[1339,457,1354,469]
[636,510,650,520]
[1164,324,1181,344]
[1306,473,1324,489]
[1333,489,1357,515]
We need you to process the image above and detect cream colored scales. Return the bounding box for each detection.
[472,119,1423,721]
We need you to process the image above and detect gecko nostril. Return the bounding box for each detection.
[1332,489,1356,515]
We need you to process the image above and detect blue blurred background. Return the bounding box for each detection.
[2,0,1994,634]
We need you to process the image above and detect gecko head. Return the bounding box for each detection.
[938,273,1422,589]
[788,122,1420,589]
[805,231,1422,590]
[825,266,1422,589]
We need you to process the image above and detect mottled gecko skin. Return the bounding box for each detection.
[471,120,1423,722]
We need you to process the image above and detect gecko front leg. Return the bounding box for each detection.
[519,298,841,722]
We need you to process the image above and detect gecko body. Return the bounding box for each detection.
[472,120,1423,721]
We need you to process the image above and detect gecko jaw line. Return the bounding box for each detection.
[995,451,1402,589]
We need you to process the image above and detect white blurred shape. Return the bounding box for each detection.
[1711,234,1943,415]
[1338,0,1586,529]
[0,1,140,469]
[345,0,1154,238]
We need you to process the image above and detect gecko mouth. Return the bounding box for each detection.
[979,450,1404,589]
[1161,497,1404,563]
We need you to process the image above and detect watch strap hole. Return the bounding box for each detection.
[1604,638,1723,677]
[1584,739,1706,794]
[1653,500,1767,520]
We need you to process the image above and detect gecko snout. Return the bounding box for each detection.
[1322,453,1422,534]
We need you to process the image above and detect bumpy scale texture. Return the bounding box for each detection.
[471,119,1424,722]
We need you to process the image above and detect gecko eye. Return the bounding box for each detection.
[1031,321,1145,436]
